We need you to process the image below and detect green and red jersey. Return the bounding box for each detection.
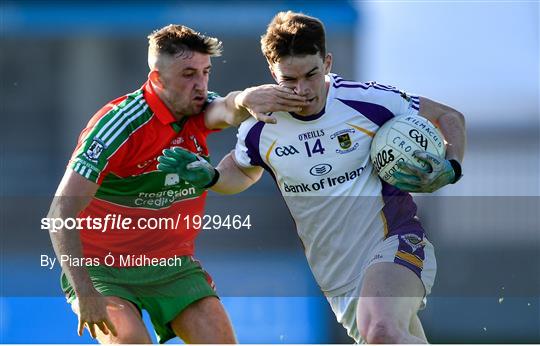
[69,81,219,265]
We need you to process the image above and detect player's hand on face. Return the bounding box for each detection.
[237,84,308,124]
[157,147,216,188]
[392,151,455,193]
[74,290,122,339]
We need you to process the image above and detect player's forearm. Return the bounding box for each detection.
[204,91,250,129]
[210,153,261,194]
[227,90,251,126]
[418,97,466,163]
[437,110,466,163]
[211,168,255,194]
[47,197,96,295]
[218,90,251,127]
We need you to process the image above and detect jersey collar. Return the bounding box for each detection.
[143,80,176,125]
[290,105,326,121]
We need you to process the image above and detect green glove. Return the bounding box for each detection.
[392,151,456,193]
[157,147,218,188]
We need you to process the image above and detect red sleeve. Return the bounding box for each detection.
[68,97,130,185]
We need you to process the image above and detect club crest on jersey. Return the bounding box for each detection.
[331,129,359,154]
[400,233,425,253]
[84,139,105,163]
[338,134,351,149]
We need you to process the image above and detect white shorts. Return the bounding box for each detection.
[326,234,437,343]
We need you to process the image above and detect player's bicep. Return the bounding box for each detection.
[231,152,264,182]
[57,168,99,196]
[212,152,263,194]
[50,168,99,217]
[222,151,264,183]
[418,97,464,126]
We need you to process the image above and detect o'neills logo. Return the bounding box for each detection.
[298,129,325,141]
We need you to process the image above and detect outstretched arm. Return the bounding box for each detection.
[212,152,264,194]
[204,85,308,129]
[157,148,263,194]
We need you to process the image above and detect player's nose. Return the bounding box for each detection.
[193,74,207,92]
[294,80,310,97]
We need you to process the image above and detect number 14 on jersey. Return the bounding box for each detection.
[304,139,326,157]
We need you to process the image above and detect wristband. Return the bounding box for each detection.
[449,159,462,184]
[203,169,220,188]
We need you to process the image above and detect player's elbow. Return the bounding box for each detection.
[452,110,465,128]
[447,108,465,124]
[439,109,466,133]
[244,168,263,184]
[47,197,83,222]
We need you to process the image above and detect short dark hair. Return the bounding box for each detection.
[148,24,222,59]
[261,11,326,64]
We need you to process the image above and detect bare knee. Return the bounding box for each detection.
[93,317,153,344]
[99,333,151,344]
[171,297,236,343]
[363,319,406,344]
[117,337,150,344]
[74,297,152,344]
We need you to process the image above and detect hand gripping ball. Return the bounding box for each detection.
[370,115,446,185]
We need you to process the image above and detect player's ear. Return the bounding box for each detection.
[149,70,164,89]
[323,53,333,74]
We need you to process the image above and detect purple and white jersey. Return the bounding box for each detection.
[235,74,428,295]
